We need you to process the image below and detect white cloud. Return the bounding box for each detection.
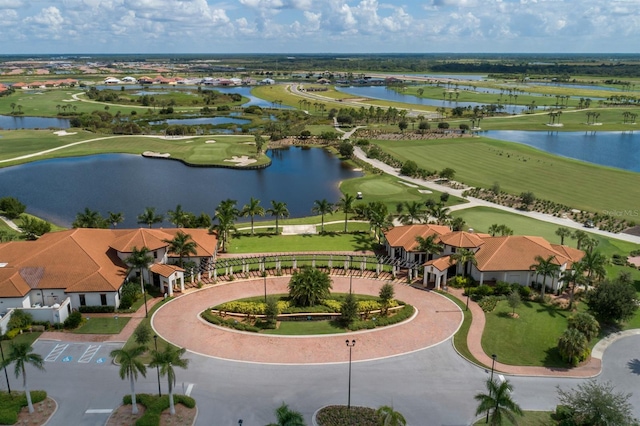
[0,0,22,8]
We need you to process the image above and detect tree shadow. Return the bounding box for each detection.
[542,347,570,369]
[535,302,568,319]
[627,359,640,375]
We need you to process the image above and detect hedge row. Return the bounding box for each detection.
[213,299,397,316]
[347,305,414,331]
[201,310,260,332]
[78,305,115,313]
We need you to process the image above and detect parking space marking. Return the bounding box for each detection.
[45,344,68,362]
[85,409,113,414]
[78,345,101,363]
[185,383,194,396]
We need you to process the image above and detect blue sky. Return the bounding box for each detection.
[1,0,639,54]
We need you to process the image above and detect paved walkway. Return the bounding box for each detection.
[447,287,605,378]
[152,276,462,364]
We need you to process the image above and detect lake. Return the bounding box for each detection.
[0,115,70,130]
[335,86,534,113]
[0,147,362,228]
[149,117,250,126]
[484,130,640,172]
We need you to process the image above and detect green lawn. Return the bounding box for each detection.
[226,231,378,254]
[439,291,482,366]
[373,137,640,213]
[73,316,131,334]
[473,411,555,425]
[121,297,178,363]
[482,300,571,367]
[0,131,269,168]
[261,320,346,335]
[339,173,468,214]
[0,331,42,353]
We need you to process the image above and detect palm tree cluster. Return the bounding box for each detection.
[110,345,189,416]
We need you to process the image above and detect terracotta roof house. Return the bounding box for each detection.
[384,226,584,291]
[0,228,218,329]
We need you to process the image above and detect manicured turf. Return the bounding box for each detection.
[0,131,268,168]
[261,320,346,335]
[73,316,131,334]
[0,332,42,354]
[481,300,570,367]
[226,232,378,254]
[473,411,554,426]
[439,291,482,366]
[373,137,640,213]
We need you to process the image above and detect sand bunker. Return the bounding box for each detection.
[205,140,216,144]
[398,181,418,188]
[143,151,170,158]
[418,189,433,194]
[224,156,257,167]
[53,130,77,136]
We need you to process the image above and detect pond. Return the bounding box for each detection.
[149,116,250,126]
[0,147,362,228]
[335,86,535,113]
[0,115,70,130]
[484,130,640,172]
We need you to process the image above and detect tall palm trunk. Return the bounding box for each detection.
[23,366,33,413]
[130,375,139,414]
[168,378,175,415]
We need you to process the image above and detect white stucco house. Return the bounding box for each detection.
[384,226,584,291]
[0,228,218,327]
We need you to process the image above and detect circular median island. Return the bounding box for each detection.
[152,276,462,364]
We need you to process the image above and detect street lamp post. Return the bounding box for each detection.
[238,420,243,426]
[0,343,10,393]
[153,335,161,396]
[486,354,497,423]
[346,339,356,409]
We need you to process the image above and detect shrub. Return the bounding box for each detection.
[339,293,359,327]
[448,276,474,289]
[5,328,21,339]
[7,310,33,330]
[78,306,115,313]
[470,284,494,301]
[0,409,17,425]
[516,285,532,299]
[322,299,342,312]
[119,293,135,310]
[64,311,83,329]
[494,281,512,296]
[478,296,502,312]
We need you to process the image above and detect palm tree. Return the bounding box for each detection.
[363,201,391,242]
[572,229,589,250]
[560,262,585,309]
[335,193,356,233]
[450,248,477,278]
[107,211,124,229]
[487,224,501,237]
[241,197,265,236]
[137,207,163,228]
[167,204,191,228]
[1,343,45,414]
[397,201,426,225]
[558,327,589,366]
[474,379,523,426]
[267,200,289,235]
[149,346,189,415]
[213,199,239,251]
[556,227,572,245]
[415,234,443,261]
[579,251,607,285]
[267,402,306,426]
[72,207,106,228]
[530,255,560,297]
[163,231,197,268]
[311,199,333,233]
[126,246,153,316]
[109,346,147,414]
[428,203,451,225]
[376,405,407,426]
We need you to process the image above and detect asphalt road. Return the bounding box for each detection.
[7,334,639,425]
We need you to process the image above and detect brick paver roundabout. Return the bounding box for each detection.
[152,276,462,364]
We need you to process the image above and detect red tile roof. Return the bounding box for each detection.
[438,231,486,248]
[384,224,451,251]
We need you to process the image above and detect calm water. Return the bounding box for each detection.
[149,117,250,126]
[336,86,534,113]
[484,130,640,172]
[0,147,361,228]
[0,115,70,130]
